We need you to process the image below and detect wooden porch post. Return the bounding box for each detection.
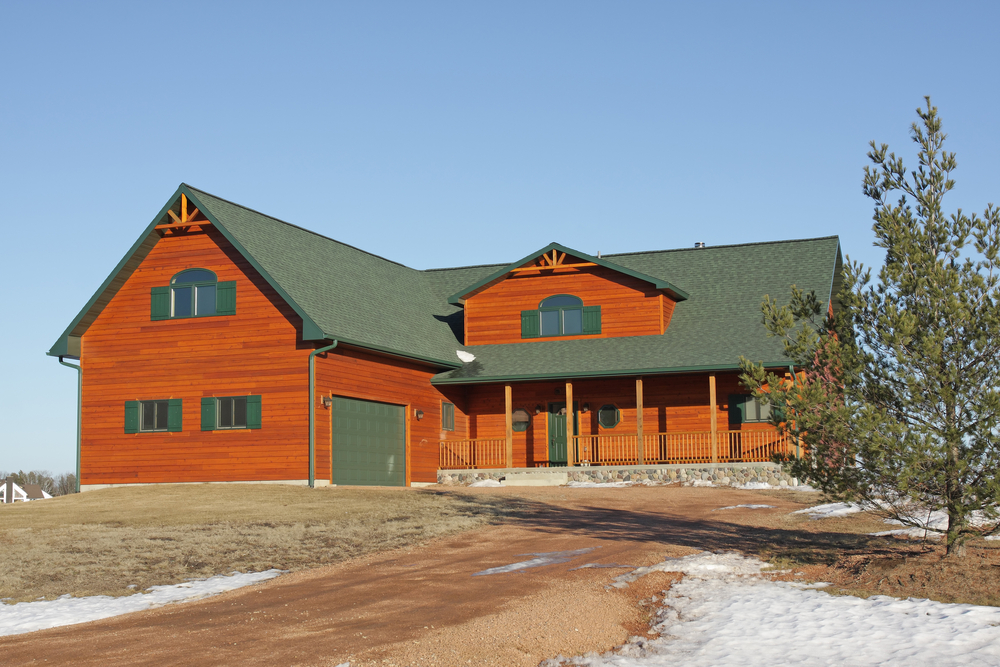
[565,382,575,467]
[504,384,513,469]
[635,377,644,465]
[709,374,718,464]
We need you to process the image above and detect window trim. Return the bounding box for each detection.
[441,401,455,431]
[215,396,249,430]
[170,268,218,319]
[511,407,531,432]
[125,398,182,434]
[201,395,262,431]
[597,404,621,429]
[139,400,169,433]
[538,294,584,337]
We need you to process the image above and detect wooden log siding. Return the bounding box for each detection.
[463,264,677,346]
[463,373,770,468]
[314,347,469,484]
[79,228,312,486]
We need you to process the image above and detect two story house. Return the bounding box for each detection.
[48,184,842,489]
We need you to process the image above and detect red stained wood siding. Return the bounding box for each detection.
[464,373,768,467]
[463,265,675,346]
[79,229,313,485]
[313,347,468,484]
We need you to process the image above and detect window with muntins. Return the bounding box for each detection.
[124,399,182,433]
[201,395,262,430]
[598,404,620,429]
[151,269,236,321]
[728,394,776,424]
[520,295,601,339]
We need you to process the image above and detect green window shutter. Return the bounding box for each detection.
[773,403,786,423]
[201,397,216,431]
[167,398,183,432]
[150,286,170,320]
[247,395,262,429]
[582,305,602,335]
[521,310,540,339]
[124,401,139,434]
[216,281,237,316]
[728,394,746,425]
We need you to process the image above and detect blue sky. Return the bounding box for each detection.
[2,1,998,473]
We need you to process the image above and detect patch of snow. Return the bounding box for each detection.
[689,480,715,487]
[733,482,772,490]
[792,502,866,519]
[566,481,633,488]
[0,570,284,637]
[562,552,1000,666]
[468,479,502,487]
[456,350,476,363]
[569,562,635,571]
[871,527,943,539]
[472,548,596,576]
[714,504,776,511]
[985,536,1000,541]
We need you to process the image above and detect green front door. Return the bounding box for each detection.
[547,402,578,466]
[330,396,406,486]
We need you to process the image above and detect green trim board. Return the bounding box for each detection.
[446,242,691,306]
[431,361,793,385]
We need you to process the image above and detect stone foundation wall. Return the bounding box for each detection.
[438,463,804,487]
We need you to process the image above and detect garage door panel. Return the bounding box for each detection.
[331,396,405,486]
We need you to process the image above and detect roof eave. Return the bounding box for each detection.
[446,241,690,305]
[430,360,792,385]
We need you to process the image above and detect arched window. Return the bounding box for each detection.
[539,294,583,336]
[520,295,601,339]
[150,270,237,321]
[170,269,218,317]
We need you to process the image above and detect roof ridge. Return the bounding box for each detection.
[605,235,840,259]
[183,183,418,272]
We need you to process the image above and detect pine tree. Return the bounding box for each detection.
[741,98,1000,556]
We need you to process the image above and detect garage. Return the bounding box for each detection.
[330,396,406,486]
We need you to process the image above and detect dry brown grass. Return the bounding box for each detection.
[0,484,510,604]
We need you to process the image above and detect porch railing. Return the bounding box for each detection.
[439,438,507,469]
[438,430,793,470]
[574,430,792,466]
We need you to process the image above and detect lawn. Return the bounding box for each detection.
[0,484,509,604]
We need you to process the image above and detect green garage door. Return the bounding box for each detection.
[330,396,406,486]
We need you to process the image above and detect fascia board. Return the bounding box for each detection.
[430,360,791,385]
[446,241,690,305]
[47,186,187,357]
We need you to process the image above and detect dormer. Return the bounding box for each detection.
[448,243,689,346]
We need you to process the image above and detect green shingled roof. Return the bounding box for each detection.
[431,236,843,383]
[49,184,841,380]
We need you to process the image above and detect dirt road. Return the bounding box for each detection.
[0,486,817,666]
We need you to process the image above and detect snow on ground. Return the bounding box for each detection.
[0,570,284,637]
[472,548,597,576]
[468,479,502,487]
[713,504,776,511]
[566,481,634,488]
[557,552,1000,667]
[792,501,867,519]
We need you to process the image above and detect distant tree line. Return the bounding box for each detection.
[0,470,78,496]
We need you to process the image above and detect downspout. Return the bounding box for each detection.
[58,356,82,493]
[308,341,338,488]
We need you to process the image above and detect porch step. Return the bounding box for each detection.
[501,472,568,487]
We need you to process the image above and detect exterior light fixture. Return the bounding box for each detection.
[321,396,333,409]
[415,409,424,420]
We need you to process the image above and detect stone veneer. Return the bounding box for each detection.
[438,463,804,487]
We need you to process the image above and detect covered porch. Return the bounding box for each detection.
[438,372,797,470]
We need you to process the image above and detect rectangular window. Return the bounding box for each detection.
[172,287,193,318]
[196,284,216,315]
[729,394,772,424]
[217,396,248,429]
[126,399,182,433]
[540,309,560,336]
[442,402,455,431]
[140,400,169,432]
[562,308,583,335]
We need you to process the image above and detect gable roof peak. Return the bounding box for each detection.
[446,241,690,306]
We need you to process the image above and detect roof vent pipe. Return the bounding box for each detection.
[694,242,706,248]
